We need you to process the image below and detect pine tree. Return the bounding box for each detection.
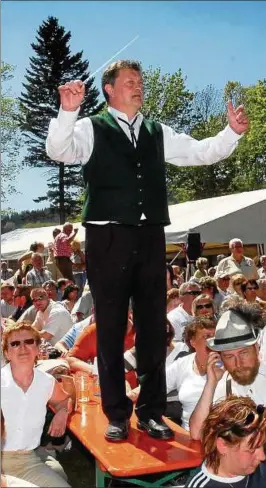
[19,16,104,223]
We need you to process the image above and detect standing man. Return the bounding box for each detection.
[53,223,78,281]
[46,60,248,442]
[216,238,258,291]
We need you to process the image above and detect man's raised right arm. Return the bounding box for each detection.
[46,80,94,164]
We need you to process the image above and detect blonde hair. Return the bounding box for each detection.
[191,293,215,316]
[2,321,41,358]
[71,240,81,251]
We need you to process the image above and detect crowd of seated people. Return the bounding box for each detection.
[1,235,266,487]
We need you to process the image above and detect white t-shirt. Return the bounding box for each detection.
[167,305,193,341]
[1,300,16,319]
[166,352,207,430]
[4,475,38,487]
[1,363,55,451]
[32,301,73,346]
[213,363,266,405]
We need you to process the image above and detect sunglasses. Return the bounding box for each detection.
[220,405,265,438]
[196,303,213,310]
[184,290,200,296]
[32,296,47,302]
[8,338,36,348]
[246,287,257,291]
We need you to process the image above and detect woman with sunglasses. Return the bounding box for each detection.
[1,322,71,487]
[241,280,259,304]
[192,294,216,319]
[166,317,216,430]
[185,396,266,487]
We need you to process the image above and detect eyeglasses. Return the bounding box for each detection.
[246,287,257,291]
[32,296,47,302]
[220,405,265,438]
[183,290,200,296]
[8,338,36,348]
[196,303,213,310]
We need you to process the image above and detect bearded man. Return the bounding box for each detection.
[189,301,266,439]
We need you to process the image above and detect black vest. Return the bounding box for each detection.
[81,112,170,226]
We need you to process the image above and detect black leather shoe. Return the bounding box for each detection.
[105,420,130,442]
[137,418,174,440]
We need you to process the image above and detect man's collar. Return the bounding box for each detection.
[108,106,142,124]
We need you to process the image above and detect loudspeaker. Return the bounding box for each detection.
[186,233,201,261]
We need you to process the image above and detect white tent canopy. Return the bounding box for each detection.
[167,189,266,244]
[1,189,266,260]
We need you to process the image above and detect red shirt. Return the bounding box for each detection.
[53,232,72,258]
[68,323,135,363]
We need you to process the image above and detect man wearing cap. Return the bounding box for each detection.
[189,302,266,440]
[216,239,258,289]
[1,261,14,281]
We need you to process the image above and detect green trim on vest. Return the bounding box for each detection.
[81,112,170,226]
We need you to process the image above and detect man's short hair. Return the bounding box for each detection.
[42,280,57,289]
[179,281,200,296]
[260,255,266,265]
[1,283,15,291]
[229,238,243,249]
[101,60,142,102]
[30,287,48,300]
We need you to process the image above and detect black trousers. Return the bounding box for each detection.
[85,223,167,422]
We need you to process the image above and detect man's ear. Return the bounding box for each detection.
[104,83,114,99]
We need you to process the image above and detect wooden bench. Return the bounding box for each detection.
[66,403,203,487]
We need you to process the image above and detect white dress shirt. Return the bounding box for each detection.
[46,106,242,223]
[47,106,242,167]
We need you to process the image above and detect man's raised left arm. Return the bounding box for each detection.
[163,101,248,167]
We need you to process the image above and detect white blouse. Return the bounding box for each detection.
[1,363,55,451]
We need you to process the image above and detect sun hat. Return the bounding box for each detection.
[207,310,258,352]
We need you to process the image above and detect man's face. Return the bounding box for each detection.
[32,255,43,269]
[181,286,200,311]
[221,345,260,385]
[44,284,57,301]
[217,276,230,291]
[1,288,14,303]
[64,225,73,236]
[231,241,243,259]
[32,293,49,312]
[1,262,7,271]
[106,68,143,114]
[194,298,214,318]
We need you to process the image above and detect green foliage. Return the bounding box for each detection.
[1,63,22,201]
[19,16,104,222]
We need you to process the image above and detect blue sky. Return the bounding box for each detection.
[2,0,266,212]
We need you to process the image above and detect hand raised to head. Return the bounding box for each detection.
[227,100,249,135]
[58,80,85,112]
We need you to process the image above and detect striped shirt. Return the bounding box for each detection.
[184,462,264,487]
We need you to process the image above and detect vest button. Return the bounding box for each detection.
[137,174,142,179]
[137,163,141,167]
[139,188,143,192]
[138,201,143,206]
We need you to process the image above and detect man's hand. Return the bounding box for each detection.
[227,100,249,135]
[206,352,224,386]
[58,80,85,112]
